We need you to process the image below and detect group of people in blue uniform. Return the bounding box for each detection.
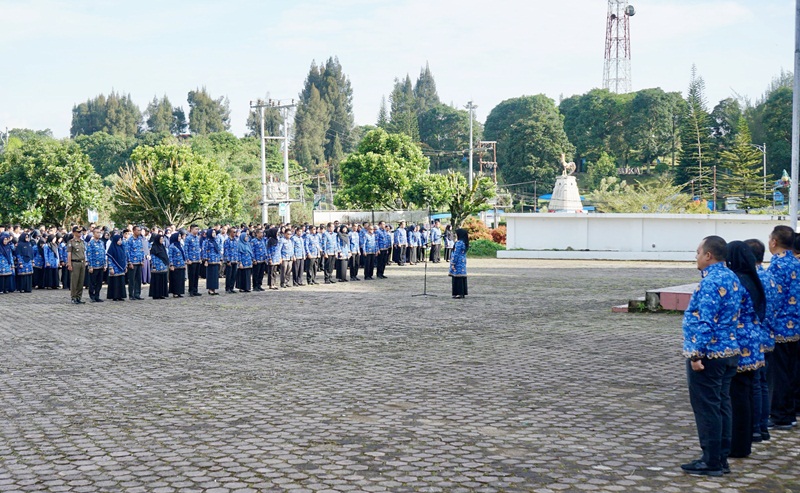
[681,226,800,477]
[0,219,467,301]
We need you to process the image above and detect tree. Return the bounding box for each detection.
[719,117,769,209]
[414,63,440,114]
[760,86,792,178]
[560,89,623,164]
[145,95,188,135]
[404,172,452,211]
[485,95,574,192]
[587,152,618,190]
[387,75,419,140]
[446,171,496,228]
[294,84,330,172]
[74,131,135,178]
[628,88,683,168]
[245,102,283,138]
[71,91,142,137]
[710,97,743,155]
[676,66,713,197]
[335,128,428,210]
[111,142,243,227]
[187,87,231,135]
[0,139,103,225]
[417,103,477,172]
[377,96,388,128]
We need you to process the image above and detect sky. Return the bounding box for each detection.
[0,0,795,139]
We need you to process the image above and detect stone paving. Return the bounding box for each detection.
[0,259,798,493]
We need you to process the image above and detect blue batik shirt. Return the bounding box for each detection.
[33,247,44,268]
[169,243,186,268]
[268,242,282,264]
[184,233,201,262]
[292,235,305,259]
[321,231,338,255]
[757,265,778,352]
[125,236,145,264]
[305,234,321,258]
[280,237,294,261]
[430,227,442,244]
[394,227,407,246]
[767,251,800,343]
[349,231,360,254]
[223,238,239,263]
[86,238,107,269]
[252,237,267,262]
[43,245,59,268]
[736,288,765,372]
[58,243,67,266]
[449,240,467,277]
[362,233,379,255]
[682,261,742,360]
[379,229,393,250]
[202,239,222,264]
[337,234,350,258]
[151,252,169,272]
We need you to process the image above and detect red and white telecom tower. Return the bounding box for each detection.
[602,0,635,94]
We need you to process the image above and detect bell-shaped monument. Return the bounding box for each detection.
[548,154,584,212]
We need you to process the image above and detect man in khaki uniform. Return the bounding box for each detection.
[66,226,86,304]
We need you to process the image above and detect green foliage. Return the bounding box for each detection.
[145,95,187,135]
[335,128,428,210]
[0,138,103,225]
[485,95,573,193]
[111,142,243,227]
[245,101,283,138]
[719,117,769,209]
[413,63,441,114]
[187,87,231,135]
[405,173,452,210]
[587,152,618,190]
[676,66,713,196]
[71,91,142,138]
[588,176,708,214]
[74,131,135,178]
[760,86,792,178]
[447,171,496,228]
[387,75,420,141]
[418,103,478,172]
[629,88,685,166]
[467,239,506,258]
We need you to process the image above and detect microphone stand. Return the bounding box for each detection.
[413,208,437,298]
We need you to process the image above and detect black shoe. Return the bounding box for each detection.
[177,294,184,298]
[95,298,103,303]
[681,460,723,477]
[751,432,763,443]
[71,299,79,304]
[761,430,771,441]
[75,299,86,304]
[721,460,731,475]
[773,423,794,431]
[135,296,144,300]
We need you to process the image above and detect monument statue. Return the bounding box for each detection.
[548,153,584,212]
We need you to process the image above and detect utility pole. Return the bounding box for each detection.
[281,103,294,224]
[249,100,269,225]
[792,0,800,229]
[466,101,477,188]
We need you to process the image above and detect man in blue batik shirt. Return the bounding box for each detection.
[766,225,800,430]
[321,223,339,284]
[681,236,742,477]
[124,225,145,300]
[184,225,202,297]
[86,228,107,303]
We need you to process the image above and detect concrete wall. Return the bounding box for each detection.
[312,210,430,225]
[500,213,790,261]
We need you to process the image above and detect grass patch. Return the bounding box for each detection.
[467,239,506,258]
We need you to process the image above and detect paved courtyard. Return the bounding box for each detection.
[0,259,798,493]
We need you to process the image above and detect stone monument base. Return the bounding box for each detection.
[549,175,583,212]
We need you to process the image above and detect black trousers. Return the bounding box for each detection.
[187,262,200,294]
[267,264,279,288]
[686,355,739,469]
[377,250,388,277]
[430,244,441,262]
[252,262,265,289]
[293,259,304,285]
[89,268,104,300]
[730,371,753,458]
[225,263,238,292]
[770,341,799,425]
[324,256,336,282]
[349,253,360,279]
[336,258,348,281]
[305,258,317,283]
[364,254,376,279]
[452,276,468,296]
[127,264,142,299]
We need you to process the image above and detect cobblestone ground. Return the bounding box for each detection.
[0,259,798,493]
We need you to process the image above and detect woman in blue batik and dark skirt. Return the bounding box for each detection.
[42,235,60,289]
[202,228,221,295]
[168,231,187,298]
[106,234,128,301]
[14,232,34,293]
[32,235,45,289]
[148,234,170,300]
[449,228,469,299]
[58,233,70,290]
[0,233,15,294]
[236,231,253,293]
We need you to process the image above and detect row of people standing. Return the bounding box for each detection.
[681,226,800,477]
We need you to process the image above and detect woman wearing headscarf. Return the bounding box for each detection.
[202,228,221,295]
[57,233,69,290]
[106,234,128,301]
[32,234,45,289]
[42,234,60,289]
[449,228,469,299]
[14,232,34,293]
[266,227,281,290]
[0,233,14,294]
[236,231,254,293]
[725,240,767,459]
[148,234,170,300]
[168,231,187,298]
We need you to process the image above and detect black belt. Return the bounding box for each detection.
[72,260,84,263]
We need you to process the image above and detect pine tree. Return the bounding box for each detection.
[377,96,388,128]
[388,75,419,140]
[720,117,769,209]
[414,62,440,114]
[677,66,713,197]
[145,95,175,134]
[293,85,330,172]
[187,87,231,135]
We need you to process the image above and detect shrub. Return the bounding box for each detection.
[490,226,507,245]
[462,216,492,241]
[467,239,506,258]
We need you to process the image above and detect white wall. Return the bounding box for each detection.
[502,213,789,261]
